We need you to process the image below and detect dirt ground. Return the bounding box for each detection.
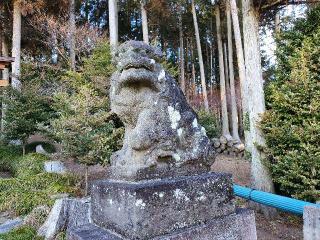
[212,154,303,240]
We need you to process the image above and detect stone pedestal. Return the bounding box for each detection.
[68,209,256,240]
[67,172,257,240]
[304,206,320,240]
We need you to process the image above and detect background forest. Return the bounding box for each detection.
[0,1,319,238]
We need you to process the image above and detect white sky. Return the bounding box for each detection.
[260,5,307,66]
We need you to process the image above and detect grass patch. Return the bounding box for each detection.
[0,145,21,173]
[0,144,81,216]
[0,173,80,215]
[0,226,43,240]
[15,153,49,178]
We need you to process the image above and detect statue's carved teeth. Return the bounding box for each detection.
[123,64,152,71]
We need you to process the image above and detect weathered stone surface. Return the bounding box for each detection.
[91,172,234,239]
[219,136,227,144]
[38,198,91,239]
[44,161,66,174]
[50,193,70,200]
[109,41,214,181]
[67,197,92,230]
[155,209,257,240]
[304,206,320,240]
[68,224,123,240]
[38,199,67,239]
[0,218,23,234]
[36,144,48,155]
[68,209,256,240]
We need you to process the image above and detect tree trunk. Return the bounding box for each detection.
[224,42,232,135]
[1,38,9,81]
[12,0,22,90]
[242,0,276,215]
[210,43,213,90]
[275,12,281,34]
[109,0,119,47]
[190,39,197,99]
[85,166,89,196]
[230,0,251,149]
[206,41,210,79]
[215,5,231,139]
[178,14,186,94]
[1,37,9,132]
[69,0,76,70]
[186,37,190,100]
[209,18,214,93]
[141,1,149,44]
[223,43,229,92]
[191,0,209,111]
[22,142,26,156]
[52,31,58,64]
[226,3,241,142]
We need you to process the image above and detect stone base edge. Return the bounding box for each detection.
[67,208,257,240]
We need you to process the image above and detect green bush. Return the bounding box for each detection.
[2,87,55,154]
[45,41,124,166]
[15,153,49,178]
[197,110,221,139]
[0,226,43,240]
[0,144,21,172]
[261,7,320,202]
[47,85,124,166]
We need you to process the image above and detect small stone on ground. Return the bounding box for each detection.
[44,161,66,173]
[0,218,23,234]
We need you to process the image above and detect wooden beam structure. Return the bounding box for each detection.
[0,57,14,87]
[0,80,9,87]
[0,57,15,71]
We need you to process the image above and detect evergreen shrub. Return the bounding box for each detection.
[261,7,320,202]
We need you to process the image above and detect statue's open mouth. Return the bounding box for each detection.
[116,66,158,95]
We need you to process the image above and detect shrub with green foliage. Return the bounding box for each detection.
[44,42,124,166]
[20,62,67,97]
[2,87,54,154]
[48,85,124,166]
[0,144,21,173]
[261,7,320,202]
[82,42,115,93]
[197,110,221,139]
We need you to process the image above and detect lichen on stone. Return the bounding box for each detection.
[109,41,215,181]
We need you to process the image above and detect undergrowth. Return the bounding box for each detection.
[0,145,80,216]
[0,226,43,240]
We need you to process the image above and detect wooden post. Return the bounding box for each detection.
[0,57,14,87]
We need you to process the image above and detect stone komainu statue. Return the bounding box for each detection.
[109,41,215,180]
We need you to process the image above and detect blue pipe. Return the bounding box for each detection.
[233,185,320,215]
